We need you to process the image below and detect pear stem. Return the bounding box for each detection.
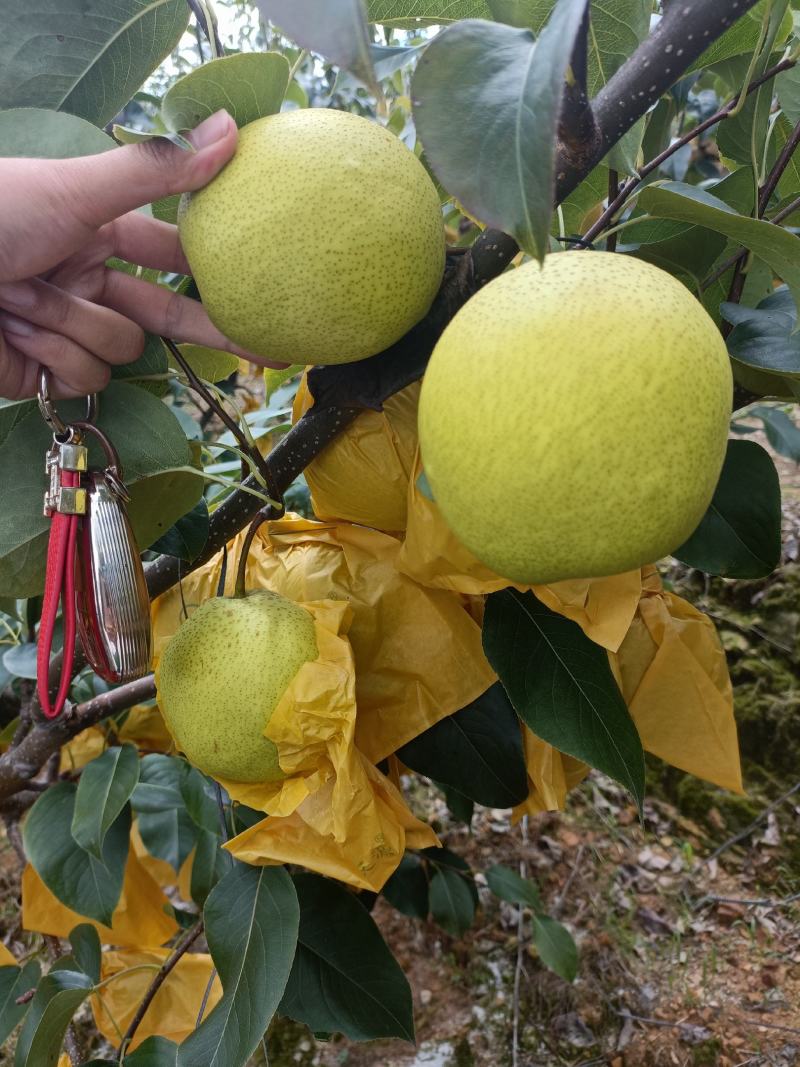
[233,506,281,598]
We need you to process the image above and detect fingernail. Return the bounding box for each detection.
[0,282,36,308]
[189,110,233,151]
[0,312,34,336]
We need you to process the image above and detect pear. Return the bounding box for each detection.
[178,108,445,365]
[418,252,733,584]
[157,591,317,782]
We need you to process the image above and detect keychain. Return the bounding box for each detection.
[37,369,152,718]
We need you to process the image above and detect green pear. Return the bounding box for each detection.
[418,252,733,584]
[178,108,445,365]
[157,591,317,782]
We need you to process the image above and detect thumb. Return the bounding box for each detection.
[59,110,238,229]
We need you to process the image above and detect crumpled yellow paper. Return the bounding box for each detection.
[293,374,420,533]
[0,942,15,966]
[91,947,222,1051]
[153,595,438,891]
[22,846,178,949]
[397,451,641,652]
[611,565,742,793]
[513,729,589,819]
[59,704,174,775]
[152,515,495,765]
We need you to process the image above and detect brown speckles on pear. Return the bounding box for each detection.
[157,590,317,782]
[178,108,446,365]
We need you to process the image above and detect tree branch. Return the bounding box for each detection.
[0,0,769,803]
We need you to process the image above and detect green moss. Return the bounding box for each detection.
[691,1037,723,1066]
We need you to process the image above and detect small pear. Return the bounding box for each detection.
[157,591,317,782]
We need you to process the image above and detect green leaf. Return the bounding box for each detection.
[168,344,240,384]
[23,783,129,925]
[381,854,429,919]
[71,745,140,860]
[775,112,800,202]
[777,60,800,124]
[0,0,189,127]
[0,108,115,158]
[280,873,414,1042]
[398,682,528,808]
[674,440,781,579]
[189,829,229,907]
[131,754,188,812]
[255,0,379,95]
[749,405,800,461]
[367,0,490,23]
[429,865,476,937]
[0,383,199,597]
[555,164,608,237]
[264,365,303,403]
[3,643,38,680]
[482,589,645,810]
[177,865,299,1067]
[486,864,542,911]
[151,500,210,563]
[14,970,93,1067]
[137,808,197,875]
[639,181,800,313]
[161,53,290,132]
[68,924,101,984]
[689,0,793,72]
[533,915,578,981]
[723,287,800,377]
[113,333,169,390]
[125,1037,179,1065]
[0,962,40,1046]
[412,0,590,259]
[439,783,474,825]
[180,769,222,835]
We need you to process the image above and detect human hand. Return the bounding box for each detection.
[0,109,286,400]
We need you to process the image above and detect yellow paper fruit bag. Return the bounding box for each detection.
[22,846,178,949]
[91,947,221,1051]
[293,373,420,533]
[612,565,742,793]
[398,451,641,652]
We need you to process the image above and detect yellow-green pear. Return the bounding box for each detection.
[418,252,733,584]
[178,108,445,364]
[157,591,317,782]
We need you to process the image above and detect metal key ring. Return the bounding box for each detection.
[37,367,98,438]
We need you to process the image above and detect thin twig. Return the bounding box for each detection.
[511,815,528,1067]
[582,54,797,246]
[553,844,586,919]
[705,781,800,862]
[117,920,204,1060]
[605,171,619,253]
[758,116,800,214]
[695,891,800,910]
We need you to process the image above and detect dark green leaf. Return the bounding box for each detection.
[422,848,479,906]
[381,854,429,919]
[68,925,101,984]
[0,109,115,158]
[723,287,800,378]
[132,754,188,812]
[151,500,210,563]
[177,865,299,1067]
[429,866,475,937]
[161,53,289,132]
[749,405,800,462]
[0,1,189,127]
[674,440,781,579]
[255,0,379,95]
[180,769,222,835]
[638,182,800,312]
[189,829,230,908]
[71,745,140,860]
[399,682,527,808]
[280,873,414,1042]
[14,970,92,1067]
[0,962,40,1046]
[412,0,589,260]
[483,590,644,808]
[137,808,197,876]
[486,864,541,911]
[125,1037,179,1065]
[689,0,792,72]
[3,643,38,680]
[23,783,129,925]
[439,783,474,825]
[533,915,578,982]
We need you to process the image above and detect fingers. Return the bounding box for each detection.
[0,278,144,366]
[0,327,88,400]
[55,110,238,233]
[110,213,191,275]
[101,271,290,369]
[0,313,113,394]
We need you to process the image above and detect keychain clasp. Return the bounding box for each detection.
[37,367,98,439]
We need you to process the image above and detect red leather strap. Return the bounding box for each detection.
[37,470,79,719]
